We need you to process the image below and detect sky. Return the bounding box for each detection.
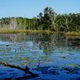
[0,0,80,18]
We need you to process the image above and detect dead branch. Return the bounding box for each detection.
[0,61,38,78]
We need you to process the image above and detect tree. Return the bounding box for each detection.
[36,7,57,30]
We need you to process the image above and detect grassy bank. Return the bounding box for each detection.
[0,30,80,36]
[65,31,80,36]
[0,29,53,33]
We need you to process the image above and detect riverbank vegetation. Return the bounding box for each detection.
[0,7,80,35]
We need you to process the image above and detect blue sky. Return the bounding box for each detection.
[0,0,80,18]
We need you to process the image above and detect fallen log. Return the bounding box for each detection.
[0,61,38,78]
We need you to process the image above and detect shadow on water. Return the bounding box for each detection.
[0,32,80,80]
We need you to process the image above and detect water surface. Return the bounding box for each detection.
[0,32,80,80]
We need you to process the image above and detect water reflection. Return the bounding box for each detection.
[0,32,80,79]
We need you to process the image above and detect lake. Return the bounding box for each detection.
[0,32,80,80]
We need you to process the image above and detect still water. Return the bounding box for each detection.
[0,32,80,80]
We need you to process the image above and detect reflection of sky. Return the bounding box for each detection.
[0,41,11,45]
[50,47,80,67]
[0,40,80,68]
[0,68,25,78]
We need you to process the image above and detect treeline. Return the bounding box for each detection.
[0,17,36,30]
[0,7,80,31]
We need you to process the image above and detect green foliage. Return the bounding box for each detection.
[36,7,56,30]
[0,7,80,32]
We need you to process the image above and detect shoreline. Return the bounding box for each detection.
[0,29,80,36]
[0,30,53,33]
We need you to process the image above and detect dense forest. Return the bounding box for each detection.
[0,7,80,32]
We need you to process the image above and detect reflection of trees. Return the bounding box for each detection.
[38,41,54,55]
[66,36,80,46]
[0,33,27,42]
[0,32,79,52]
[33,33,66,55]
[65,36,80,51]
[30,33,55,55]
[32,32,80,55]
[0,32,65,55]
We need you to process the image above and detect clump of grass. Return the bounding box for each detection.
[65,31,80,36]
